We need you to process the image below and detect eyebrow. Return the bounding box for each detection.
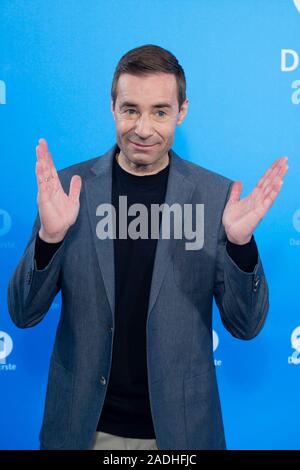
[119,101,173,109]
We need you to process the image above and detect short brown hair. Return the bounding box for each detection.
[111,44,186,110]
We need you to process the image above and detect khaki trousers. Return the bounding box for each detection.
[90,431,159,450]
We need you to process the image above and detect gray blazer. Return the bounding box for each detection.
[8,144,269,450]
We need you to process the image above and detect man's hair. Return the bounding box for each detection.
[111,44,186,110]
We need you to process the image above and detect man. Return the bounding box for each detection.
[8,44,288,450]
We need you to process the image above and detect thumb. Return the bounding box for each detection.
[228,181,243,203]
[69,175,82,203]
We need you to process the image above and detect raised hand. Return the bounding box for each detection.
[35,138,82,243]
[222,157,289,245]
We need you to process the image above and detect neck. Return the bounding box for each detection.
[116,151,169,176]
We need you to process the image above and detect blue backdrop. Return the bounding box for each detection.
[1,0,299,450]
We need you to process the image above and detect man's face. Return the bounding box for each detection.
[111,73,188,168]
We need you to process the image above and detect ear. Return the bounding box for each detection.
[111,99,116,120]
[177,99,188,125]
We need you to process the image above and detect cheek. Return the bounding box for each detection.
[158,125,176,142]
[116,121,132,135]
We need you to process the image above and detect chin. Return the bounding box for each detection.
[127,151,155,165]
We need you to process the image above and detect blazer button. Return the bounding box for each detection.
[253,276,260,291]
[100,375,106,386]
[108,326,113,333]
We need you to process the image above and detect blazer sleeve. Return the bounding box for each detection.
[7,212,67,328]
[213,183,269,340]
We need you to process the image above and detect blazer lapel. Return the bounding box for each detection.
[85,145,116,318]
[147,149,196,317]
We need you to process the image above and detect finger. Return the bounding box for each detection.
[37,139,59,178]
[278,162,289,179]
[68,175,82,203]
[269,157,288,179]
[259,160,282,190]
[256,167,273,188]
[44,149,61,192]
[35,160,51,199]
[36,144,44,162]
[260,158,288,192]
[38,138,50,154]
[256,156,287,189]
[35,160,44,189]
[262,170,287,204]
[45,150,58,175]
[262,186,282,213]
[251,166,276,202]
[228,181,243,203]
[35,147,44,188]
[36,142,56,183]
[262,164,288,196]
[36,146,55,196]
[36,141,64,196]
[38,140,56,173]
[256,159,280,188]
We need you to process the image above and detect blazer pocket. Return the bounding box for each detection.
[39,358,74,448]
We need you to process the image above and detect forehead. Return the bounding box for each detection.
[116,73,178,106]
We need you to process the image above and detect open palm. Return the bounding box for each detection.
[222,157,288,245]
[36,138,82,243]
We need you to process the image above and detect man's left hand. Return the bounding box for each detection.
[222,157,289,245]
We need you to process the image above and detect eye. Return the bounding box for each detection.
[126,108,137,115]
[156,110,166,118]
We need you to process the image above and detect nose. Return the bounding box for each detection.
[134,114,154,139]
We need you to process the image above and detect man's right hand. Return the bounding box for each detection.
[35,138,82,243]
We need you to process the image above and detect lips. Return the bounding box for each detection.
[129,140,158,149]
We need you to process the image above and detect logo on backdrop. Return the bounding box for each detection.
[0,332,13,361]
[290,208,300,247]
[281,5,300,104]
[292,208,300,232]
[288,326,300,365]
[213,330,219,352]
[293,0,300,14]
[0,80,6,105]
[0,209,15,249]
[213,330,222,367]
[281,49,300,104]
[0,331,16,371]
[0,209,12,237]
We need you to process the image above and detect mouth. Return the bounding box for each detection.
[129,140,158,150]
